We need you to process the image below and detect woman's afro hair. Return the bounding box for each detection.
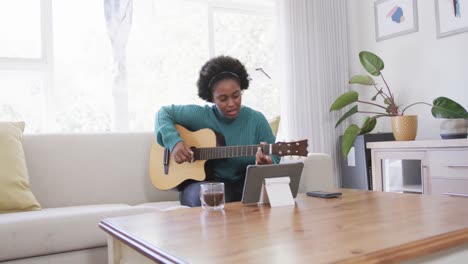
[197,55,250,102]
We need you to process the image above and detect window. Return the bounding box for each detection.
[0,0,42,59]
[211,7,279,120]
[0,0,278,133]
[0,0,51,133]
[0,71,46,133]
[127,0,209,131]
[52,0,113,132]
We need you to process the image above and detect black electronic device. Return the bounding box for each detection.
[306,191,342,199]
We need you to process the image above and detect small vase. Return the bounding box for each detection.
[440,118,468,139]
[391,115,418,141]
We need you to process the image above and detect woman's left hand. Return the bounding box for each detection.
[256,143,273,165]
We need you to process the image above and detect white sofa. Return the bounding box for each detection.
[0,132,334,264]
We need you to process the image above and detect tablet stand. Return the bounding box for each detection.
[258,176,295,207]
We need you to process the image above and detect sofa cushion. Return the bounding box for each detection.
[0,122,41,213]
[23,133,179,208]
[268,116,280,137]
[281,153,335,193]
[0,204,157,261]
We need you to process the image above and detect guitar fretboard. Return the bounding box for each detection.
[193,145,270,160]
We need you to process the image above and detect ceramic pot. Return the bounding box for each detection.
[391,115,418,141]
[440,118,468,139]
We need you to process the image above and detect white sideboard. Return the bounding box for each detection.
[367,139,468,198]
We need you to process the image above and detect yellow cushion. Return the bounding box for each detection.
[268,116,281,137]
[0,122,41,213]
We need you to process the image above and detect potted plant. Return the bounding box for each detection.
[431,97,468,139]
[330,51,466,157]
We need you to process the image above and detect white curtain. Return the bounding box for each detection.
[276,0,349,185]
[104,0,133,131]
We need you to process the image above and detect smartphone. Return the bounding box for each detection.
[306,191,342,198]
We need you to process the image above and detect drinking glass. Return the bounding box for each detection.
[200,182,225,210]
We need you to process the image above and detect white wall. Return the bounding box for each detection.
[346,0,468,140]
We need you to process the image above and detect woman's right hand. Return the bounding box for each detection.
[172,141,194,164]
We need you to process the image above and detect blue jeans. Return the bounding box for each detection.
[179,180,244,207]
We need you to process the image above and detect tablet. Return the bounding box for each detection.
[241,162,304,204]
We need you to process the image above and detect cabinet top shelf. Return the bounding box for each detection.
[367,138,468,149]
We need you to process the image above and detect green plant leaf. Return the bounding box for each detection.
[341,125,360,158]
[349,75,376,85]
[359,51,384,76]
[432,97,468,119]
[359,116,377,134]
[330,91,359,111]
[335,105,358,128]
[384,98,391,105]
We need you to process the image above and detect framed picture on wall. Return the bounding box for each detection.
[435,0,468,38]
[374,0,419,41]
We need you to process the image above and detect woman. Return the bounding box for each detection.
[155,55,279,206]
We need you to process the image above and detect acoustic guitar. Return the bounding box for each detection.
[150,125,309,190]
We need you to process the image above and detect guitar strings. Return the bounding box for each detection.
[194,145,269,160]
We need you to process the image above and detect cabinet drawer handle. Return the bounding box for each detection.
[443,192,468,198]
[447,165,468,168]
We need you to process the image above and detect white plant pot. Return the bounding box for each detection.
[440,118,468,139]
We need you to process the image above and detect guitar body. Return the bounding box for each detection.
[150,125,217,190]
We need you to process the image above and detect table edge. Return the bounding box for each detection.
[338,227,468,263]
[99,219,186,264]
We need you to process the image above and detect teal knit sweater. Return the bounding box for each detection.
[155,104,279,182]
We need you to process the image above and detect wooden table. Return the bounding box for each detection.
[99,189,468,263]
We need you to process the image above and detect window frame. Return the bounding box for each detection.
[0,0,55,132]
[0,0,53,70]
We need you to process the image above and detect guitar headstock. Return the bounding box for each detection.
[271,139,308,157]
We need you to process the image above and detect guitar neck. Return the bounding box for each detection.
[193,145,271,160]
